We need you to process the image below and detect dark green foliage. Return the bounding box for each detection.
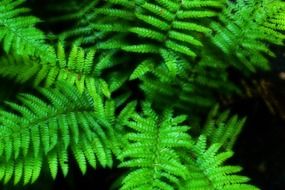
[47,0,131,47]
[0,0,283,189]
[202,105,246,151]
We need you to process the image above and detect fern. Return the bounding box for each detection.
[202,105,246,151]
[0,83,132,184]
[178,135,259,190]
[0,0,281,188]
[121,0,226,79]
[139,61,239,114]
[47,0,131,47]
[118,106,259,190]
[0,43,125,97]
[119,104,192,190]
[122,0,223,57]
[210,0,285,72]
[47,0,225,79]
[0,0,55,62]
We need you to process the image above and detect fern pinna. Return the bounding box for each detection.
[0,0,283,189]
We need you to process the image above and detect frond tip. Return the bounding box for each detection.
[178,136,260,190]
[202,105,246,151]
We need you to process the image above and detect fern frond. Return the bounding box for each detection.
[129,59,154,80]
[130,49,188,80]
[139,61,239,115]
[47,0,131,47]
[48,0,225,80]
[202,105,246,150]
[0,82,133,184]
[140,76,216,111]
[122,0,224,58]
[0,0,55,62]
[178,136,260,190]
[210,0,285,72]
[0,43,123,97]
[119,105,192,190]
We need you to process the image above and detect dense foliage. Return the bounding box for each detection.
[0,0,284,189]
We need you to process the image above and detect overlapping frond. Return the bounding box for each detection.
[48,0,226,79]
[0,83,133,184]
[0,43,124,97]
[141,75,217,111]
[0,0,55,62]
[119,105,192,190]
[210,0,285,72]
[138,59,239,114]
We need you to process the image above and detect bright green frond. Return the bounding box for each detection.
[119,106,192,190]
[123,0,224,58]
[178,136,260,190]
[0,0,55,62]
[0,83,132,184]
[0,43,121,97]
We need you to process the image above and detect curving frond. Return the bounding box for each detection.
[178,136,260,190]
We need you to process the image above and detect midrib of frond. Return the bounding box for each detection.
[54,64,95,80]
[163,0,185,43]
[137,0,184,43]
[190,154,217,190]
[149,124,163,188]
[137,0,208,57]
